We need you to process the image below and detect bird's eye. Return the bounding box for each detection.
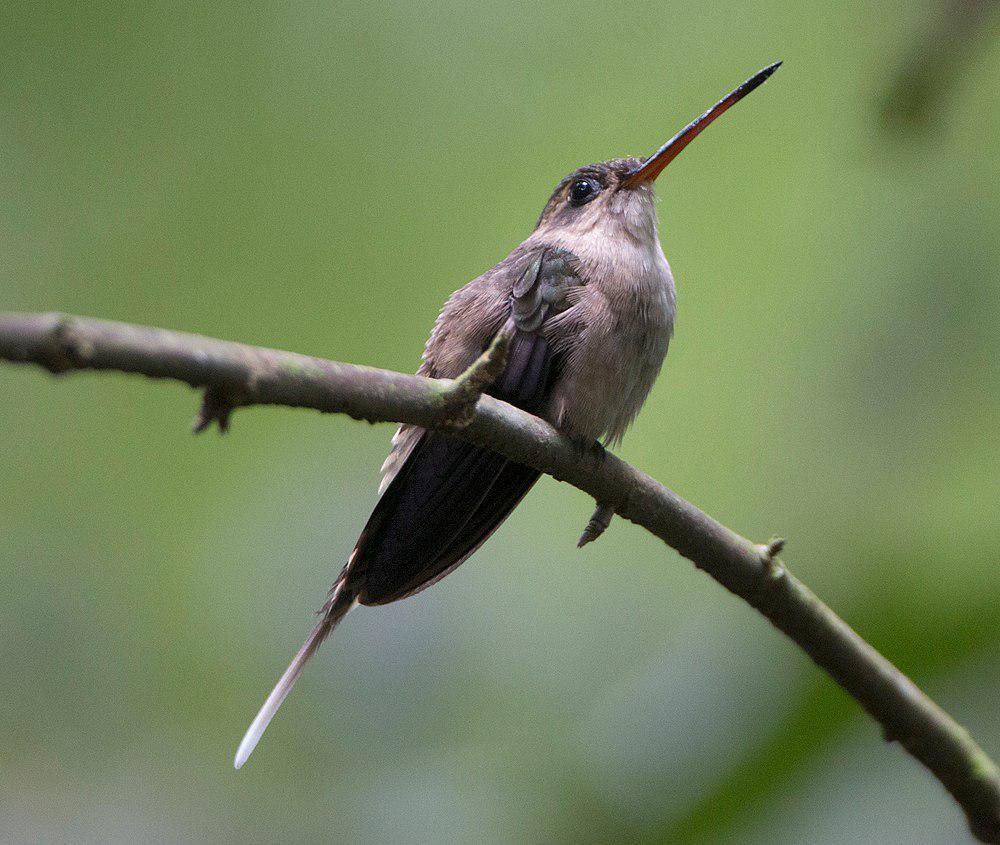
[568,179,599,206]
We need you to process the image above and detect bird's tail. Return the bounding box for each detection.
[233,580,357,769]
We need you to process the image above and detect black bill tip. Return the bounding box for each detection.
[622,61,783,187]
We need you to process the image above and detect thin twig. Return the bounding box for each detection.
[1,311,998,843]
[441,321,514,428]
[578,502,615,548]
[193,386,239,434]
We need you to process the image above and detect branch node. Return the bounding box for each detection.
[441,324,513,429]
[755,537,787,577]
[193,386,239,434]
[44,314,88,374]
[578,502,614,548]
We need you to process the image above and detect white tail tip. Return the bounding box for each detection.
[233,593,358,769]
[234,647,307,769]
[233,618,329,769]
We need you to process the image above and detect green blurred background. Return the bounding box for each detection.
[2,1,998,842]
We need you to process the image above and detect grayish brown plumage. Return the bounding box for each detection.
[235,62,781,769]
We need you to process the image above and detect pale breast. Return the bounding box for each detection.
[543,234,675,444]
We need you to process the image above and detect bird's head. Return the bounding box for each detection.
[534,62,781,246]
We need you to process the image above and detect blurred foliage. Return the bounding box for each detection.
[880,0,998,131]
[1,1,998,842]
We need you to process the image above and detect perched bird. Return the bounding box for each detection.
[235,61,781,768]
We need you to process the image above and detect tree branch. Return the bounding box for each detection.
[1,311,998,842]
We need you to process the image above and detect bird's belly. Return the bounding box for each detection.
[548,283,674,444]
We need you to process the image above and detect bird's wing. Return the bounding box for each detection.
[352,245,580,605]
[234,246,580,767]
[377,247,578,493]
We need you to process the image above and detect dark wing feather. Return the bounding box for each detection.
[402,459,540,597]
[352,247,580,606]
[356,330,551,605]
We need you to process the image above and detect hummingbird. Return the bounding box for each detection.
[234,61,781,768]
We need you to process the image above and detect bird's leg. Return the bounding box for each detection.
[573,438,613,546]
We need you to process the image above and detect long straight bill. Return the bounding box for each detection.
[622,61,781,187]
